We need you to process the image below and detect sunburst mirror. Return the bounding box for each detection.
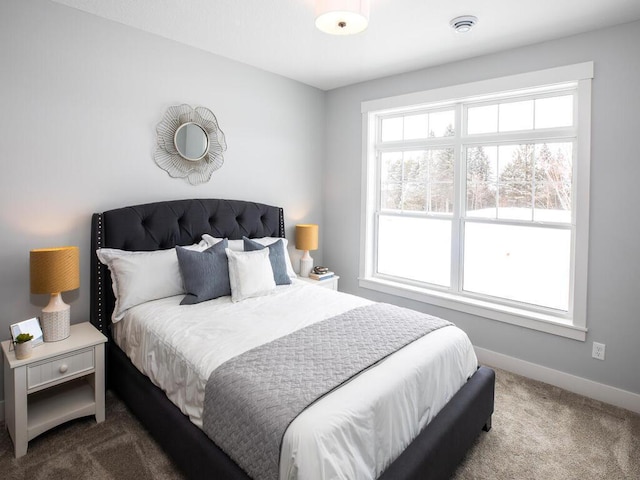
[154,104,227,185]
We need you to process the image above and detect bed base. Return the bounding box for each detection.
[109,340,494,480]
[91,198,495,480]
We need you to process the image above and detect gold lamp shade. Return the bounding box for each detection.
[295,224,319,251]
[30,246,79,342]
[30,246,80,294]
[295,224,318,277]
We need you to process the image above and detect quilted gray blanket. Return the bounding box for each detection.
[202,303,452,480]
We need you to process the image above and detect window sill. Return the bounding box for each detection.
[358,277,587,341]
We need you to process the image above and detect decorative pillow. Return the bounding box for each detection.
[202,235,242,251]
[97,248,184,322]
[226,248,276,303]
[202,234,296,279]
[243,237,291,285]
[176,239,230,305]
[201,235,226,247]
[179,238,215,251]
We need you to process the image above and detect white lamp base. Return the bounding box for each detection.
[41,293,71,342]
[299,251,314,278]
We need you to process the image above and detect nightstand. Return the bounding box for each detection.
[1,322,107,458]
[298,275,340,291]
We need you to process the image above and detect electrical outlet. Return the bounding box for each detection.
[592,342,605,360]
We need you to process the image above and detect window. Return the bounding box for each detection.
[360,63,593,340]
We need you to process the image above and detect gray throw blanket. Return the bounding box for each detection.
[202,303,452,480]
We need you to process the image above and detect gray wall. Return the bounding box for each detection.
[324,21,640,395]
[0,0,325,399]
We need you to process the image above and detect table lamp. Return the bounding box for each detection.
[295,224,319,277]
[30,246,80,342]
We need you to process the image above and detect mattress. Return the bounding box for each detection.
[112,280,478,480]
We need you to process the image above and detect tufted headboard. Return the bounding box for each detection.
[90,199,285,335]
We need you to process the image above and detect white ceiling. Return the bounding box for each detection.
[53,0,640,91]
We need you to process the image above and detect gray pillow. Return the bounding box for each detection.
[176,239,230,305]
[243,237,292,285]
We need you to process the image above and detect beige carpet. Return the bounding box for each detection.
[0,368,638,479]
[453,368,640,480]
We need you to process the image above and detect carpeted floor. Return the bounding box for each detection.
[453,369,639,480]
[0,367,638,479]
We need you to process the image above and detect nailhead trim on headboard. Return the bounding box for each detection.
[90,213,106,334]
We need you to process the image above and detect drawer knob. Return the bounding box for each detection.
[59,364,68,373]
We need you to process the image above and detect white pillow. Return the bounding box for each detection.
[96,241,209,322]
[203,234,297,279]
[226,248,276,303]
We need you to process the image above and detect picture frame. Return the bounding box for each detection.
[10,317,44,346]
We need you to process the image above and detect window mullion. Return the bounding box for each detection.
[463,129,576,145]
[450,103,463,293]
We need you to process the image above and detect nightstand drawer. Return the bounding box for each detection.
[27,347,95,391]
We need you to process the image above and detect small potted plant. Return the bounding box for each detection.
[14,333,34,360]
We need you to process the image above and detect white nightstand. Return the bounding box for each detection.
[1,322,107,458]
[298,275,340,291]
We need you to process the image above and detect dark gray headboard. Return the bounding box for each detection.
[90,199,285,335]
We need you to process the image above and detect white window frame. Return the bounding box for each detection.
[360,63,593,341]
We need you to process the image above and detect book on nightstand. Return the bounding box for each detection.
[308,271,335,280]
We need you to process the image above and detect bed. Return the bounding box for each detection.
[90,198,494,480]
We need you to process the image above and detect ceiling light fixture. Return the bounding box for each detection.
[450,15,478,34]
[315,0,370,35]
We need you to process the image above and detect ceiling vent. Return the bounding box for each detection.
[450,16,478,34]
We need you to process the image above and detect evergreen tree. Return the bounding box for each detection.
[402,152,427,211]
[499,144,537,208]
[381,154,403,209]
[536,143,572,211]
[427,124,455,213]
[466,146,494,213]
[429,147,454,213]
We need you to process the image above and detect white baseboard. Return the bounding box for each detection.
[475,347,640,414]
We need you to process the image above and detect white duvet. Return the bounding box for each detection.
[112,280,477,480]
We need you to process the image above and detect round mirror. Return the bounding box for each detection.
[155,104,227,184]
[174,122,209,161]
